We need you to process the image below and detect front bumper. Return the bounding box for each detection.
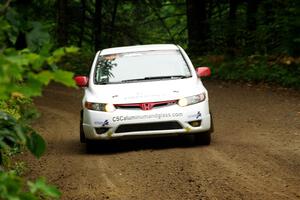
[82,102,211,140]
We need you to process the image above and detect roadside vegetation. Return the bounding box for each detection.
[0,2,76,199]
[193,55,300,88]
[0,0,299,199]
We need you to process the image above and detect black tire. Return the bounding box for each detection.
[194,131,211,145]
[210,113,214,133]
[86,139,96,153]
[80,110,86,143]
[86,139,104,153]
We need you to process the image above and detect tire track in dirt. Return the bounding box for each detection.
[189,148,298,199]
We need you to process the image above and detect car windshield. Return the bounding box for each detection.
[94,50,191,84]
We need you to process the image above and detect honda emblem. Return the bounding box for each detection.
[140,103,153,110]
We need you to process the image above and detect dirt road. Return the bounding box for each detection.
[26,81,300,200]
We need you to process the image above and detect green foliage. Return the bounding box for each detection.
[0,111,46,159]
[8,0,297,87]
[195,55,300,88]
[58,50,93,75]
[0,171,61,200]
[26,132,46,159]
[27,22,51,52]
[0,2,80,199]
[28,177,61,199]
[0,95,35,120]
[0,47,77,100]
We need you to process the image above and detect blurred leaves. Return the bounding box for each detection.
[0,3,77,160]
[0,111,46,159]
[27,22,51,52]
[0,46,77,99]
[26,131,46,159]
[28,177,61,198]
[0,171,61,200]
[0,3,78,199]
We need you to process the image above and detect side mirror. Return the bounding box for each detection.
[74,76,89,87]
[196,67,211,77]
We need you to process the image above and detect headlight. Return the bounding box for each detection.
[178,93,206,107]
[105,103,116,112]
[85,102,116,112]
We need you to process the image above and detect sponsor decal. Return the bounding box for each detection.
[196,111,201,119]
[104,54,117,61]
[112,112,183,122]
[188,111,202,119]
[94,119,109,126]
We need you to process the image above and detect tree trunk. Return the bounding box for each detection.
[229,0,238,21]
[246,0,258,32]
[186,0,209,55]
[226,0,238,56]
[94,0,102,51]
[289,1,300,56]
[78,0,86,47]
[108,0,119,47]
[15,32,27,50]
[245,0,258,54]
[57,0,68,46]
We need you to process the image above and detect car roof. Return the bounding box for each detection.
[99,44,179,55]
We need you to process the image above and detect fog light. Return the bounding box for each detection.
[95,127,109,134]
[189,120,201,127]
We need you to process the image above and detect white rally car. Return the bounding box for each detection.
[75,44,213,149]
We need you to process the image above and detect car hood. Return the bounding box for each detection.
[85,78,206,104]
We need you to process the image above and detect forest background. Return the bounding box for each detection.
[0,0,299,199]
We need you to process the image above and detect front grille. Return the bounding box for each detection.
[115,105,140,109]
[116,103,172,109]
[115,121,182,133]
[115,100,177,110]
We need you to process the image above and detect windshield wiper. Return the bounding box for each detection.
[121,78,148,83]
[96,81,122,85]
[121,75,191,83]
[147,75,191,79]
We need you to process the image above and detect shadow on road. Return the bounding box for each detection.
[63,135,208,155]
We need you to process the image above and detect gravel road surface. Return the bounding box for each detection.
[26,81,300,200]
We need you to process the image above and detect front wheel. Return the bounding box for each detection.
[194,131,211,145]
[86,139,96,153]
